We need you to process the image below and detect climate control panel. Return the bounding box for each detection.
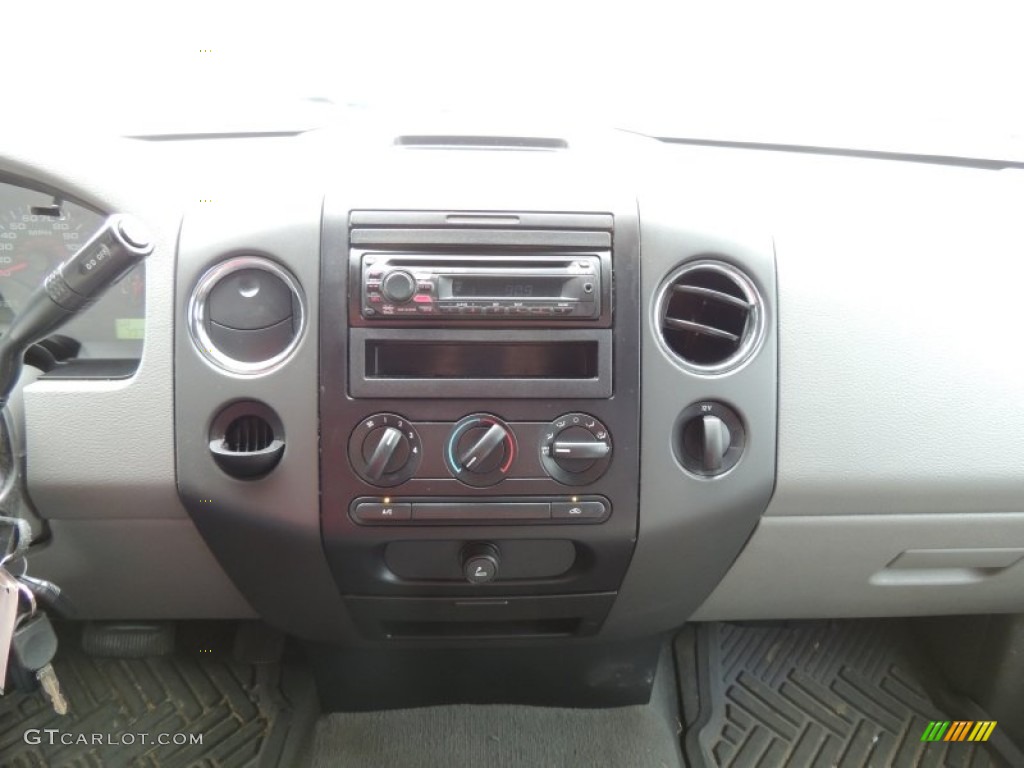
[347,412,613,489]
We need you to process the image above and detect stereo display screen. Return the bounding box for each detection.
[448,276,563,299]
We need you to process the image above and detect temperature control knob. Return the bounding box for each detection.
[540,413,612,486]
[349,413,422,487]
[446,414,517,487]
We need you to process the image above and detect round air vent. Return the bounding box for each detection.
[209,402,285,479]
[655,260,764,374]
[188,256,305,375]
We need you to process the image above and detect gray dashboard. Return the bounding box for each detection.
[3,124,1023,639]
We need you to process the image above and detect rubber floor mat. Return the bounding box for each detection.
[0,623,312,768]
[676,621,1013,768]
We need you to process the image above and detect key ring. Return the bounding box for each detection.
[14,579,37,625]
[0,516,32,567]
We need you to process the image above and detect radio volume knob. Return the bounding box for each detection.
[381,270,417,303]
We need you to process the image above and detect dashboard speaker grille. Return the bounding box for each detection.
[657,261,763,372]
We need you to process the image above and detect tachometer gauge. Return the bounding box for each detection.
[0,203,88,321]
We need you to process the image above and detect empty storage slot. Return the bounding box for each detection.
[380,618,581,640]
[365,340,598,379]
[347,593,616,641]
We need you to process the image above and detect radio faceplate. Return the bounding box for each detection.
[359,253,603,321]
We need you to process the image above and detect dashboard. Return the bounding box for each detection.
[0,181,145,360]
[4,123,1024,648]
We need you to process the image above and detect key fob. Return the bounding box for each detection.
[12,613,58,674]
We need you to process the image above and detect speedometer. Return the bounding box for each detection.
[0,181,144,359]
[0,203,88,321]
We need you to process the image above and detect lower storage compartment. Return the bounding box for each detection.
[305,619,664,711]
[346,592,616,641]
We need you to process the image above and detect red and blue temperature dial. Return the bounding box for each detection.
[445,414,517,487]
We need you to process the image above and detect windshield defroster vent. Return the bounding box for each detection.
[395,135,568,151]
[656,261,763,373]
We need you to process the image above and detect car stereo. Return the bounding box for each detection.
[359,253,602,320]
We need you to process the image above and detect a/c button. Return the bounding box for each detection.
[354,502,412,523]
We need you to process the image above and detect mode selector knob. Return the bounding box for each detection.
[540,413,612,486]
[381,270,417,303]
[552,427,611,466]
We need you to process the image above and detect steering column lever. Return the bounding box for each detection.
[0,214,154,407]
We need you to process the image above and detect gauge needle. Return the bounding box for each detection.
[0,263,29,278]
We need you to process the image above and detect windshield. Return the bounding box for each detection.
[7,0,1022,161]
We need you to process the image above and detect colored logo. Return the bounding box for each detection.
[921,721,997,742]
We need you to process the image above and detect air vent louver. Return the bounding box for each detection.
[224,415,275,453]
[209,405,285,480]
[658,261,763,372]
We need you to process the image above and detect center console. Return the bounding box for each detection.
[170,133,777,705]
[319,207,640,642]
